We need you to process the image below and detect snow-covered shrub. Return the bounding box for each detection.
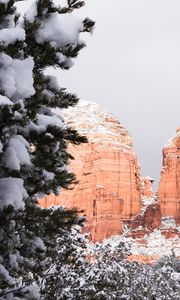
[52,250,180,300]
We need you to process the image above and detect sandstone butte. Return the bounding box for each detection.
[157,128,180,224]
[39,101,180,248]
[39,100,143,241]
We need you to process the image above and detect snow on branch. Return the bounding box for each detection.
[0,54,35,99]
[35,12,83,48]
[0,178,28,210]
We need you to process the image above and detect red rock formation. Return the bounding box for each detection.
[39,100,142,241]
[157,128,180,223]
[141,176,154,198]
[126,203,162,239]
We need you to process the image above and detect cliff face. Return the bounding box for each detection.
[127,128,180,243]
[157,128,180,223]
[39,103,180,259]
[39,100,142,241]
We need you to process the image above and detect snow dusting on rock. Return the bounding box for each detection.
[61,99,133,146]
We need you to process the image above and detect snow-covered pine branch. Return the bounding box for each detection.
[0,0,94,298]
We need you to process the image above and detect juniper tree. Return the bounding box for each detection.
[0,0,94,298]
[48,246,180,300]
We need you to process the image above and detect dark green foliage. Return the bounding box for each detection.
[0,201,82,299]
[0,0,94,298]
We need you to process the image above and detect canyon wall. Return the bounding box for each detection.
[157,128,180,223]
[39,100,142,241]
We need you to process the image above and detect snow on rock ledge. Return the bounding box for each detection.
[62,100,133,147]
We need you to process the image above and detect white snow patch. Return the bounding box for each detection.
[56,52,74,68]
[141,196,157,214]
[0,142,3,152]
[35,12,83,48]
[0,53,35,99]
[144,176,154,182]
[0,0,10,5]
[27,236,46,253]
[96,185,104,189]
[37,114,64,131]
[46,75,60,91]
[43,170,55,181]
[60,99,131,147]
[0,28,25,45]
[0,95,13,106]
[3,135,30,170]
[23,284,41,300]
[9,252,20,271]
[25,1,37,22]
[160,217,180,231]
[171,272,180,281]
[0,178,28,210]
[0,263,15,285]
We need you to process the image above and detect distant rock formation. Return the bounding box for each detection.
[157,128,180,223]
[39,100,142,241]
[141,176,154,198]
[39,102,180,250]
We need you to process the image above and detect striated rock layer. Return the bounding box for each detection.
[39,100,142,241]
[157,128,180,223]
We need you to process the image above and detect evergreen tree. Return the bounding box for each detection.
[48,243,180,300]
[0,0,94,298]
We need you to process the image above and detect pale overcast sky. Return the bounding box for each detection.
[57,0,180,189]
[18,0,180,189]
